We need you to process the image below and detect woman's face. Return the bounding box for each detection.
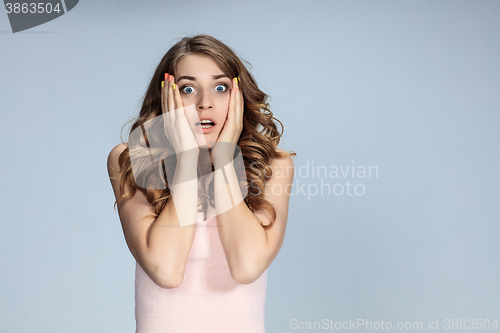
[175,53,234,147]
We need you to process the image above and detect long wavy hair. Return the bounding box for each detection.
[114,34,296,230]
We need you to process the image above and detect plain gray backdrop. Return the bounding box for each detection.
[1,0,499,332]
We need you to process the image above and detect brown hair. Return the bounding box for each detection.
[114,34,296,230]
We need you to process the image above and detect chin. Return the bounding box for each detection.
[206,133,220,145]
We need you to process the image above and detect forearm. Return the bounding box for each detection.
[146,153,199,287]
[213,158,268,283]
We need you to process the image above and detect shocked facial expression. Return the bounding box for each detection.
[175,53,234,148]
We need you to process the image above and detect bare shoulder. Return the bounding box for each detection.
[269,149,295,180]
[107,143,128,172]
[271,148,295,166]
[107,143,129,198]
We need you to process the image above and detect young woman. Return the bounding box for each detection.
[107,34,296,333]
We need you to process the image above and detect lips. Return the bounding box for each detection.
[195,117,216,126]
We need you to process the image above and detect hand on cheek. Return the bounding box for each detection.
[213,76,243,161]
[218,76,243,142]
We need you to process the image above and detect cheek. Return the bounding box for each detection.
[221,94,231,110]
[180,94,190,105]
[213,95,230,116]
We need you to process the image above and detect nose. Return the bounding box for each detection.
[197,91,213,111]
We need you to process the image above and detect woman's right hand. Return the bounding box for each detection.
[161,73,200,156]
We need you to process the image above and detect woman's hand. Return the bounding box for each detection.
[161,73,200,156]
[212,76,244,165]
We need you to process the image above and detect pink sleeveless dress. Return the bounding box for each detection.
[134,213,268,333]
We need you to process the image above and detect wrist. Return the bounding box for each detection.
[177,147,199,163]
[212,142,236,164]
[212,151,234,170]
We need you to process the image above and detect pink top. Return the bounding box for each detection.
[134,214,268,333]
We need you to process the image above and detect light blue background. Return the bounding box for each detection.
[1,0,499,332]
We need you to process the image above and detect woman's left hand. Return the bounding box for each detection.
[212,76,244,164]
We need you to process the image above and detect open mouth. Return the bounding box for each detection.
[196,120,215,128]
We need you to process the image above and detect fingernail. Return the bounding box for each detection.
[173,83,176,90]
[169,75,173,82]
[161,81,164,88]
[165,73,169,80]
[237,76,240,83]
[234,77,238,85]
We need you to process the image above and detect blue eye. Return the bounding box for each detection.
[216,84,227,92]
[182,86,194,94]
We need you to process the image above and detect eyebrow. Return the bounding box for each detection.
[177,74,229,81]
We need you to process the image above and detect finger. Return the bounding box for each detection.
[173,77,184,111]
[172,78,187,127]
[161,73,168,114]
[234,76,243,125]
[167,74,175,114]
[162,73,172,144]
[228,77,238,121]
